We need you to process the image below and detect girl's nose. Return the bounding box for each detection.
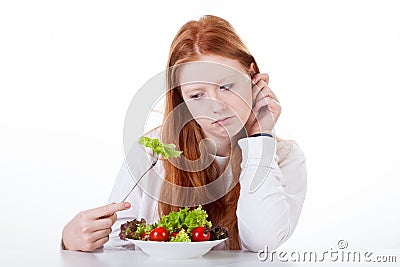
[209,91,227,113]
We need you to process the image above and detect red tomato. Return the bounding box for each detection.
[191,227,210,242]
[172,228,186,238]
[150,227,169,242]
[141,232,149,240]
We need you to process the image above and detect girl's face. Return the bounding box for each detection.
[178,55,253,139]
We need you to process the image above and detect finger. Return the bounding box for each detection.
[252,80,268,104]
[254,98,281,123]
[90,214,117,232]
[252,79,268,93]
[252,73,269,85]
[91,235,109,251]
[98,208,119,220]
[254,85,279,106]
[267,97,282,117]
[253,95,281,114]
[253,85,267,104]
[263,87,279,103]
[87,202,131,219]
[89,228,112,243]
[253,97,269,113]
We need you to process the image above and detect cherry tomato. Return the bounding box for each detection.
[141,232,149,240]
[191,227,210,242]
[150,227,169,242]
[172,228,186,238]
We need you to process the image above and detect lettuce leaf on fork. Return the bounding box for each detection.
[139,136,182,159]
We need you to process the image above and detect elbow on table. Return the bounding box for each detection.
[239,222,291,252]
[241,235,285,253]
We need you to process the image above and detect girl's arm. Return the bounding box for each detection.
[236,136,307,252]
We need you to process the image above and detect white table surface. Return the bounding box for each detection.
[0,249,268,267]
[1,248,399,267]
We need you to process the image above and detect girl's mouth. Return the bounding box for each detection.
[212,116,234,126]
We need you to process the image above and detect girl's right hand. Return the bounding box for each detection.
[62,202,131,251]
[245,73,281,136]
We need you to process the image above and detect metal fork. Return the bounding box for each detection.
[121,152,159,202]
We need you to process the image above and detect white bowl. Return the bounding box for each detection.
[128,238,228,260]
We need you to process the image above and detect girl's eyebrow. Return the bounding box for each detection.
[181,83,207,93]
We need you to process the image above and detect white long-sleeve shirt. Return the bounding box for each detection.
[105,130,307,252]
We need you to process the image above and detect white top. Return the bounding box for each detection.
[106,130,307,252]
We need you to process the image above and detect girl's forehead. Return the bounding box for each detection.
[176,60,248,88]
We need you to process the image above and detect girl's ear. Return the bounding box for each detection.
[249,62,257,78]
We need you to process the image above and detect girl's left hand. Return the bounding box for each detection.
[245,73,281,136]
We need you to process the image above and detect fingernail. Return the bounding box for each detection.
[124,202,131,208]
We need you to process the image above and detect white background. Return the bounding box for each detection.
[1,0,399,253]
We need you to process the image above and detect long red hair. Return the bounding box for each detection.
[158,15,260,250]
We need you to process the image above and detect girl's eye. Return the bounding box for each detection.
[220,83,234,90]
[190,93,202,100]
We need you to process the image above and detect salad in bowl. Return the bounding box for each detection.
[119,206,230,259]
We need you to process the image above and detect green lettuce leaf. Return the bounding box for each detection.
[170,229,191,242]
[157,206,212,235]
[158,207,189,233]
[139,136,182,159]
[184,206,212,233]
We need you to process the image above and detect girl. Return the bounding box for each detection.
[62,15,307,252]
